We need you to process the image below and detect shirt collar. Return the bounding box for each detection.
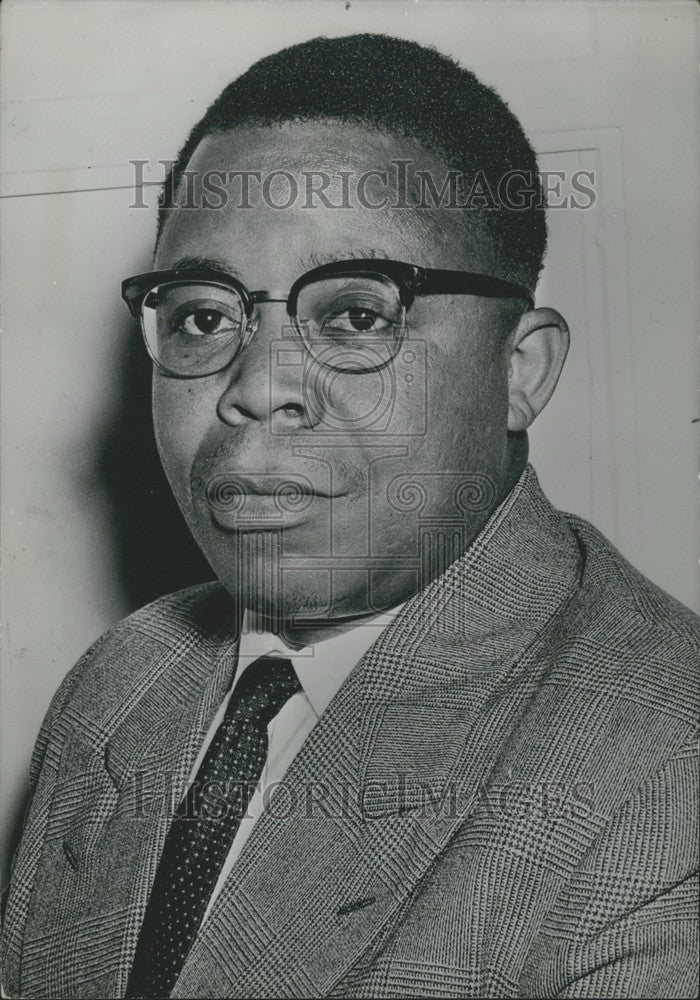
[237,605,405,717]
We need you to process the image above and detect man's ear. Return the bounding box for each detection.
[506,307,569,431]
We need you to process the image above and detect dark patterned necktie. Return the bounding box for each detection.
[125,654,301,999]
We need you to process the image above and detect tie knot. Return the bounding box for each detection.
[233,654,301,725]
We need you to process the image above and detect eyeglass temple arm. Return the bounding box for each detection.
[417,269,535,308]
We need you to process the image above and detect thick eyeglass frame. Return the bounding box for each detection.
[121,259,535,377]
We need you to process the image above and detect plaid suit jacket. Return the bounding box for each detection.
[2,466,698,999]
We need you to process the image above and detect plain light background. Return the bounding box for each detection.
[1,0,698,887]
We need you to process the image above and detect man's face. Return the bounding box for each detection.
[153,121,514,620]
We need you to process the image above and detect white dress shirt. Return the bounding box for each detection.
[190,605,403,924]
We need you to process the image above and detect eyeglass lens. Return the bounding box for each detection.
[143,282,246,377]
[295,273,404,373]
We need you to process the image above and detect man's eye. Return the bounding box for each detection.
[176,308,236,337]
[322,307,392,335]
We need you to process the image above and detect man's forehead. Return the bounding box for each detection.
[183,121,456,212]
[156,121,494,275]
[190,120,427,171]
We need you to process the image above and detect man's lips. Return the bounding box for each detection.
[203,472,342,528]
[206,472,336,501]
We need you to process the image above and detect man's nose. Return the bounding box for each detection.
[216,303,313,430]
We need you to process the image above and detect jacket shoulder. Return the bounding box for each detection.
[565,513,699,648]
[556,513,698,728]
[33,582,239,756]
[82,579,237,658]
[110,579,238,644]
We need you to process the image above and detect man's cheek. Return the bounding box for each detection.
[152,387,201,508]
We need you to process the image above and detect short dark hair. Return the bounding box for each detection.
[158,33,546,291]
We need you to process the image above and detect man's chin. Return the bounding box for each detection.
[195,530,331,619]
[221,578,339,628]
[191,514,422,625]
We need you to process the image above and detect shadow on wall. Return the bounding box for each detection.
[2,328,216,903]
[97,323,215,611]
[1,333,215,901]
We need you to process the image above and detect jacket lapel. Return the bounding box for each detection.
[172,467,583,998]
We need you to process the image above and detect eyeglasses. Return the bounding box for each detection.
[121,259,534,377]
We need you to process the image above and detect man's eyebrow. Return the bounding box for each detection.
[168,250,391,280]
[299,248,390,271]
[169,255,243,279]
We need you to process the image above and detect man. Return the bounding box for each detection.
[2,32,697,1000]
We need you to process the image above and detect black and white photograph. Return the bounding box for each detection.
[1,1,698,997]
